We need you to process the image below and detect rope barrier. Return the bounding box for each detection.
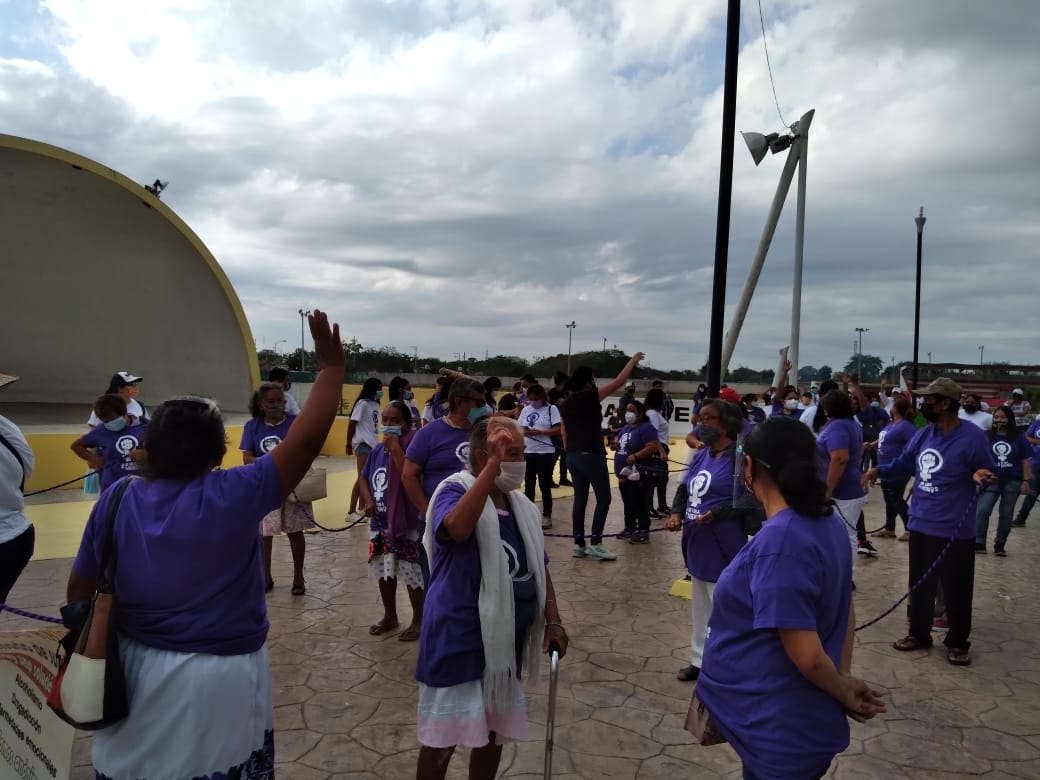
[0,604,63,624]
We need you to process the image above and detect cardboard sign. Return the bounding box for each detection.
[0,628,74,780]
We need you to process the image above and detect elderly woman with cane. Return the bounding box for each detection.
[415,417,569,780]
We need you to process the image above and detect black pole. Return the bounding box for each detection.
[912,208,926,388]
[706,0,741,396]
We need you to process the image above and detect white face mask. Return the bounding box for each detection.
[784,399,799,411]
[624,412,637,424]
[494,460,526,492]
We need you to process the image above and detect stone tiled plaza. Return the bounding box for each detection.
[5,472,1040,779]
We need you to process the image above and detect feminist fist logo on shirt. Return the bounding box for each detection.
[260,435,282,453]
[688,470,713,513]
[918,448,944,484]
[993,441,1012,465]
[372,467,388,506]
[618,432,632,453]
[524,410,540,428]
[501,539,531,582]
[455,442,470,466]
[115,435,140,457]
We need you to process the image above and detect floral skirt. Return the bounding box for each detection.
[417,679,528,749]
[368,530,424,589]
[260,499,315,536]
[93,637,274,780]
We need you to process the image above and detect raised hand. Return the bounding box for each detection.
[308,310,344,371]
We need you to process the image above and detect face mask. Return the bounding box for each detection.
[624,412,637,424]
[784,399,799,411]
[403,390,414,401]
[104,417,127,432]
[920,402,939,423]
[963,404,978,414]
[374,390,383,400]
[494,460,526,492]
[699,424,721,446]
[530,400,544,409]
[994,421,1009,434]
[467,404,491,424]
[870,401,880,408]
[380,425,402,437]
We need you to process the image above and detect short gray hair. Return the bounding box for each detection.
[448,378,486,411]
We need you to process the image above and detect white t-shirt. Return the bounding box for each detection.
[350,399,380,449]
[88,398,147,427]
[519,404,560,455]
[1010,400,1032,428]
[284,391,301,416]
[646,409,670,446]
[799,404,818,430]
[958,408,993,431]
[0,415,34,544]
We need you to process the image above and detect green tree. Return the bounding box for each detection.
[817,365,833,381]
[842,354,884,381]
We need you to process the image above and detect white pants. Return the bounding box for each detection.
[833,495,868,576]
[690,577,716,667]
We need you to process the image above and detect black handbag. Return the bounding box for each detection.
[635,456,668,488]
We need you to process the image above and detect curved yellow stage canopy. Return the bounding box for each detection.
[0,134,258,411]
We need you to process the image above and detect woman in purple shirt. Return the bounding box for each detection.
[975,405,1032,556]
[866,397,916,539]
[612,400,664,544]
[66,311,344,780]
[695,417,885,779]
[415,417,568,780]
[666,399,762,683]
[816,390,867,578]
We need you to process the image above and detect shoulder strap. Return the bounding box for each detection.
[98,477,137,594]
[0,432,27,492]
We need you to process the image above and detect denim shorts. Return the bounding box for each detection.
[355,443,373,456]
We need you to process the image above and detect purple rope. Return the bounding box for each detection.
[0,604,63,624]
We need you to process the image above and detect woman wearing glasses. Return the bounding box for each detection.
[66,311,345,780]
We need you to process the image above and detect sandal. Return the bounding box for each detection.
[677,664,700,682]
[947,647,971,666]
[291,582,306,596]
[398,625,421,642]
[369,617,400,636]
[893,635,932,652]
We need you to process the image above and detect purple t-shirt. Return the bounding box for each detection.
[239,415,296,457]
[697,508,853,778]
[71,457,283,655]
[1024,419,1040,470]
[415,482,532,687]
[613,421,658,476]
[877,419,916,468]
[891,422,997,539]
[679,447,749,582]
[80,423,147,492]
[362,444,389,532]
[404,418,470,500]
[817,418,865,500]
[988,434,1031,481]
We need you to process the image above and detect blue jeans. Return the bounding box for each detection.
[566,452,611,546]
[976,479,1020,545]
[1016,472,1038,523]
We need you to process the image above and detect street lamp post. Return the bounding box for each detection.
[912,207,926,389]
[409,345,418,374]
[565,321,576,374]
[978,345,985,373]
[297,309,311,371]
[855,327,869,378]
[274,339,287,356]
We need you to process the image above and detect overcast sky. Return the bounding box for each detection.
[3,0,1037,375]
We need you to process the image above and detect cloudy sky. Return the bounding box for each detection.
[2,0,1037,376]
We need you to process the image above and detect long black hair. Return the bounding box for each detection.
[144,397,226,481]
[743,416,832,518]
[358,377,382,401]
[990,405,1020,440]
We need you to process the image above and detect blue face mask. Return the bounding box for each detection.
[104,417,127,432]
[374,390,383,400]
[467,405,491,425]
[380,425,402,436]
[404,390,414,401]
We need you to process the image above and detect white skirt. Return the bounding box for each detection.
[93,637,274,780]
[417,680,528,749]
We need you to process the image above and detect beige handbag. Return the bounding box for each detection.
[291,467,327,502]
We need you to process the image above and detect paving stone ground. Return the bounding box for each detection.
[5,479,1040,779]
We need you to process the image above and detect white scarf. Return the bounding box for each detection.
[424,470,547,710]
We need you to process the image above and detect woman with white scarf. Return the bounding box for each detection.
[415,417,569,779]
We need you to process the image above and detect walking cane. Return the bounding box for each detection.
[543,641,561,779]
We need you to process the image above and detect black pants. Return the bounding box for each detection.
[654,446,670,510]
[524,453,556,518]
[0,525,35,605]
[907,531,975,648]
[881,478,910,531]
[619,480,651,532]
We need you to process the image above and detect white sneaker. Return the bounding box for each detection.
[584,544,618,561]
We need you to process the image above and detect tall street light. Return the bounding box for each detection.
[409,345,418,373]
[978,345,985,372]
[912,207,926,389]
[855,327,869,378]
[565,321,576,374]
[297,309,311,371]
[273,339,287,356]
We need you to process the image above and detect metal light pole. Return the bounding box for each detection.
[912,207,926,389]
[274,339,286,356]
[297,309,311,371]
[891,355,896,384]
[855,327,869,378]
[565,321,576,374]
[409,345,418,373]
[978,345,985,371]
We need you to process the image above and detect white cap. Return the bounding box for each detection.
[1012,388,1024,396]
[117,371,143,383]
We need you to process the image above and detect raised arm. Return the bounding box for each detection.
[598,352,645,401]
[269,311,344,498]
